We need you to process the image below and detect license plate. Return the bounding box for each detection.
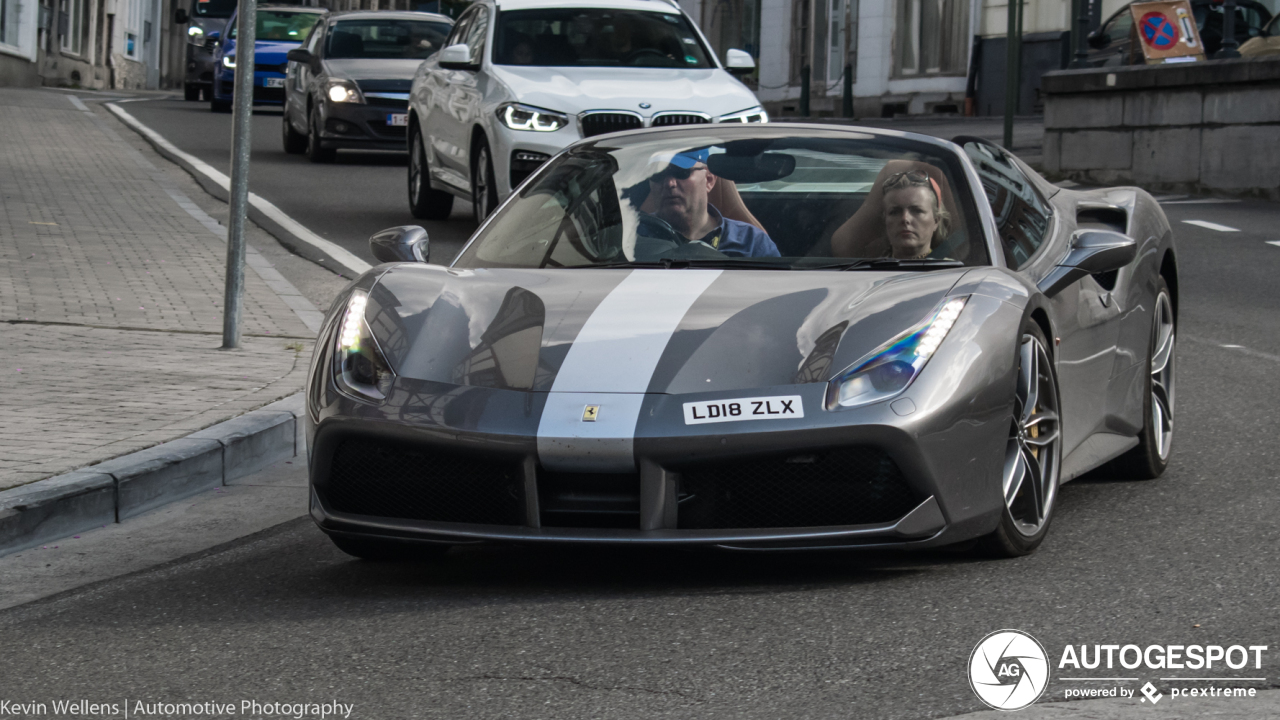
[264,77,285,88]
[386,113,409,127]
[683,395,804,425]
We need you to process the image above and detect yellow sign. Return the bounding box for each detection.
[582,405,599,422]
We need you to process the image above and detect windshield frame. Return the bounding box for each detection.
[450,125,1003,271]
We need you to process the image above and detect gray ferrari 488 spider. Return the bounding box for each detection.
[305,124,1178,559]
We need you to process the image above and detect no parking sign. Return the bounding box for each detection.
[1129,0,1206,63]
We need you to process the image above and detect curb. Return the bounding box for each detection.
[103,101,373,280]
[0,394,306,558]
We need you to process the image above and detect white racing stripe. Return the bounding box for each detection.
[537,270,722,472]
[1182,220,1239,232]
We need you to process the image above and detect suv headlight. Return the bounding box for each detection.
[719,106,768,123]
[828,297,968,409]
[187,26,204,42]
[326,79,364,104]
[332,289,394,402]
[221,55,235,68]
[497,103,568,132]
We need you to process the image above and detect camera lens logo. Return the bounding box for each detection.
[968,630,1050,711]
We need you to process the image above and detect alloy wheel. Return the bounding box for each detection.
[1003,333,1061,538]
[410,133,423,199]
[1150,291,1175,460]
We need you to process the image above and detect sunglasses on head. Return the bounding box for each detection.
[886,170,943,204]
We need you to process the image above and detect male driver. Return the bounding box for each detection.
[647,148,780,258]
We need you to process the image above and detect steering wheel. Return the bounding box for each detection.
[623,48,672,65]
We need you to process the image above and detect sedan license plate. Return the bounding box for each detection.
[683,395,804,425]
[386,113,409,127]
[264,77,285,88]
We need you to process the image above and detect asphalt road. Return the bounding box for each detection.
[2,194,1279,717]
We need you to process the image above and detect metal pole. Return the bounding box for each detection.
[800,64,811,117]
[1216,0,1241,58]
[1003,0,1021,147]
[222,0,256,349]
[842,63,854,117]
[1073,0,1090,67]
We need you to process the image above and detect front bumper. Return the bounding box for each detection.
[213,69,287,105]
[185,42,216,85]
[307,295,1020,551]
[316,98,410,152]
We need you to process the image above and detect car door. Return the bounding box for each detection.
[417,9,474,191]
[439,6,490,191]
[961,140,1123,455]
[286,22,324,130]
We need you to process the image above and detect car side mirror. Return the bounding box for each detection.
[1037,230,1136,298]
[287,48,311,63]
[725,48,755,75]
[1087,30,1110,48]
[369,226,430,264]
[438,43,474,70]
[207,31,220,42]
[174,8,189,24]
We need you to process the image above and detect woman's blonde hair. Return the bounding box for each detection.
[881,170,952,246]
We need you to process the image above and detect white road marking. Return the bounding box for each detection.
[1182,220,1239,232]
[1267,241,1280,248]
[1221,344,1244,348]
[104,101,373,278]
[1160,199,1241,205]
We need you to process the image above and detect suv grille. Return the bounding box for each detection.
[580,113,642,137]
[651,114,710,127]
[323,437,524,525]
[676,448,918,529]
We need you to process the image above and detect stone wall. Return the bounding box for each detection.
[1041,57,1280,199]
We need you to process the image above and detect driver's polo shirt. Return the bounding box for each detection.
[691,205,781,258]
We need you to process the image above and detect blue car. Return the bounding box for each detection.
[211,4,327,112]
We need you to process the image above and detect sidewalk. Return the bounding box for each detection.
[0,88,323,491]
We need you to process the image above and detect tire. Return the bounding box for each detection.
[210,96,232,113]
[1107,278,1175,479]
[980,322,1062,558]
[281,108,307,154]
[201,85,212,102]
[470,136,499,222]
[306,105,336,163]
[184,83,200,101]
[330,535,450,561]
[408,128,453,220]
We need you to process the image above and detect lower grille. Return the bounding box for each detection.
[539,470,640,529]
[252,86,285,103]
[651,113,710,127]
[323,437,525,525]
[371,122,407,139]
[580,112,641,138]
[676,448,917,529]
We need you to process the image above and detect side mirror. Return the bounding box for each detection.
[438,42,473,69]
[1037,230,1137,298]
[207,31,220,42]
[286,48,311,63]
[1087,30,1110,48]
[725,48,755,75]
[370,226,430,264]
[174,8,189,24]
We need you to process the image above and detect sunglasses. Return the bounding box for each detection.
[886,170,943,204]
[649,164,704,182]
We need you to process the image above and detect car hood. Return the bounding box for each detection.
[487,65,761,117]
[223,39,301,64]
[362,266,968,395]
[325,58,424,83]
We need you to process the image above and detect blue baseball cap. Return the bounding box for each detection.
[669,147,710,169]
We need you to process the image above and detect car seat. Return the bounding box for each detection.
[828,160,967,261]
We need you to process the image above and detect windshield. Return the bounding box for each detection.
[326,19,452,59]
[229,10,323,41]
[493,8,713,68]
[453,130,990,270]
[193,0,235,19]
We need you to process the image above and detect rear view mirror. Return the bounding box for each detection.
[1088,31,1110,48]
[1037,230,1136,298]
[286,48,311,63]
[438,43,473,69]
[174,8,189,24]
[707,152,796,184]
[725,48,755,75]
[369,226,430,264]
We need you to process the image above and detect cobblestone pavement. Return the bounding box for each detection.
[0,88,322,490]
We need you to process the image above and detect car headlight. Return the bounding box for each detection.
[327,80,364,104]
[828,297,968,409]
[332,289,394,402]
[221,55,235,68]
[719,106,769,123]
[497,103,568,132]
[187,26,204,41]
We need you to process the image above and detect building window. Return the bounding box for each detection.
[826,0,850,86]
[700,0,762,78]
[125,30,136,56]
[789,0,809,84]
[894,0,968,76]
[60,0,84,54]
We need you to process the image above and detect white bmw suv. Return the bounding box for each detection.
[406,0,766,221]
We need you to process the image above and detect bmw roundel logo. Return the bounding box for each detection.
[968,629,1050,711]
[639,102,652,109]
